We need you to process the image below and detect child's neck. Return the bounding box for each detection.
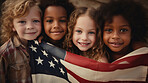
[109,45,133,62]
[44,37,64,48]
[19,38,28,47]
[81,51,87,57]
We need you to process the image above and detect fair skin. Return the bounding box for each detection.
[44,6,67,41]
[13,6,41,45]
[72,15,96,51]
[103,15,131,60]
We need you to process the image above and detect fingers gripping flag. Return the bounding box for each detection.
[28,40,148,83]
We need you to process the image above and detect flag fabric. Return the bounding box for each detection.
[28,40,148,83]
[28,40,70,83]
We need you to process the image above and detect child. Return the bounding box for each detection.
[28,0,75,82]
[97,0,148,62]
[39,0,75,48]
[97,0,148,82]
[63,7,108,62]
[0,0,42,82]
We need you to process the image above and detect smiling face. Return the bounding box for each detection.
[43,6,67,41]
[13,6,41,41]
[72,15,96,51]
[103,15,131,52]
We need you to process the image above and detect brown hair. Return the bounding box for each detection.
[0,0,41,44]
[63,7,105,61]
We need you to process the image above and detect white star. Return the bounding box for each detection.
[35,57,43,65]
[48,61,55,68]
[59,67,65,75]
[30,45,37,52]
[52,56,58,63]
[34,40,39,45]
[41,50,48,57]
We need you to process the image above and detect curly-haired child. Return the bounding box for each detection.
[0,0,42,82]
[97,0,148,82]
[63,7,108,62]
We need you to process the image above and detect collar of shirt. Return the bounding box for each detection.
[12,36,30,58]
[13,36,26,49]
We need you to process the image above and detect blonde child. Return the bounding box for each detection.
[64,7,108,62]
[0,0,42,82]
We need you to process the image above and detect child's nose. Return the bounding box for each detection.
[81,33,88,40]
[112,31,120,39]
[26,22,34,29]
[53,21,59,29]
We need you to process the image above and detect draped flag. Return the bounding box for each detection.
[28,40,148,83]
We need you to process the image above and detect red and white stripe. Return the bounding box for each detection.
[61,47,148,83]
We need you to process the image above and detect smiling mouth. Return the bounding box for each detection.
[50,31,64,34]
[26,32,36,34]
[78,42,90,46]
[109,42,123,47]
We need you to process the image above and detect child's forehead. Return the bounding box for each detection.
[45,6,67,13]
[44,6,67,17]
[105,15,128,23]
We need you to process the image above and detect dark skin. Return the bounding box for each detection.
[109,45,132,62]
[108,41,147,63]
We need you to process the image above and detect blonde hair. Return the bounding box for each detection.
[0,0,41,44]
[63,7,105,61]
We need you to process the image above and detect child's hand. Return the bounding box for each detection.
[132,41,148,50]
[38,36,43,43]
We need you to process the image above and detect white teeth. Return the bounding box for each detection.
[78,42,89,45]
[81,43,87,45]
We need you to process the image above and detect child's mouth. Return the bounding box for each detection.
[109,42,123,48]
[78,42,90,46]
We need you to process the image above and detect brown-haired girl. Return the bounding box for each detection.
[64,7,108,62]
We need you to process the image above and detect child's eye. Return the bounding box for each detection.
[76,30,82,33]
[18,21,26,24]
[59,20,67,22]
[46,20,53,23]
[88,32,95,34]
[33,20,40,23]
[120,29,128,32]
[104,29,113,32]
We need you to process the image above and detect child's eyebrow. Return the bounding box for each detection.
[90,29,96,30]
[75,27,82,29]
[44,16,67,19]
[44,16,53,19]
[32,17,41,19]
[60,16,67,18]
[104,24,111,27]
[120,24,130,27]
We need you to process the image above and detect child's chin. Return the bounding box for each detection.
[26,37,37,40]
[79,48,88,52]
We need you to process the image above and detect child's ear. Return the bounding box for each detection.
[12,28,16,31]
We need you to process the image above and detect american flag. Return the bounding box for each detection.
[28,40,148,83]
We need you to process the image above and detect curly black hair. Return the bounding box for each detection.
[39,0,75,47]
[97,0,148,42]
[39,0,75,21]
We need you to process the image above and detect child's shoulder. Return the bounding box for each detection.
[0,38,14,56]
